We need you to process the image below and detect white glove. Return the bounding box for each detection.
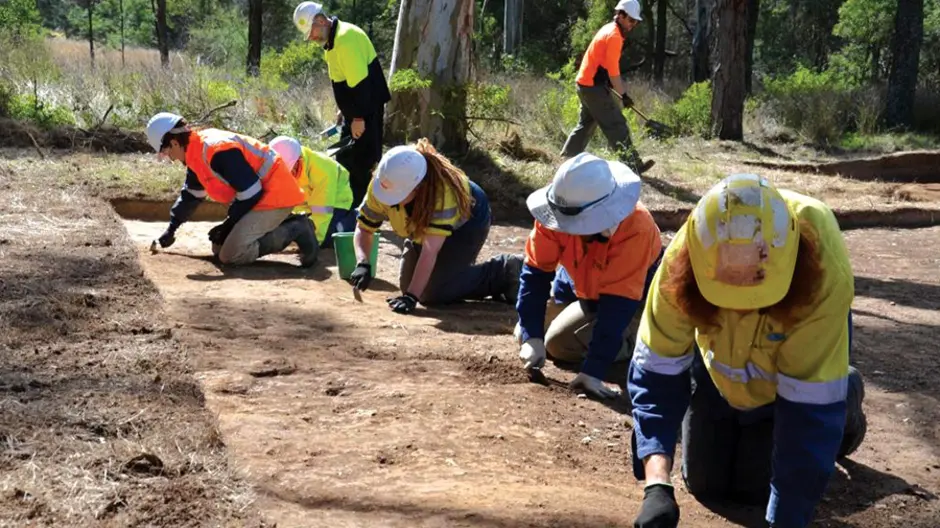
[569,372,622,399]
[519,338,547,370]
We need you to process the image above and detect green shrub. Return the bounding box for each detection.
[389,68,432,93]
[763,66,854,145]
[534,84,580,144]
[8,94,76,128]
[261,40,325,86]
[655,81,713,138]
[467,82,511,119]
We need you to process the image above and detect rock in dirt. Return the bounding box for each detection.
[248,358,297,378]
[122,453,165,476]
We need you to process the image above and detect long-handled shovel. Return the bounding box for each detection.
[608,87,674,140]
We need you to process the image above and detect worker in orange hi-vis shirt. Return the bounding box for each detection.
[561,0,654,175]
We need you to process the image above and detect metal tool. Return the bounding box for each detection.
[352,287,363,303]
[608,87,674,140]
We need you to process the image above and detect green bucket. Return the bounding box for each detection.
[333,231,380,279]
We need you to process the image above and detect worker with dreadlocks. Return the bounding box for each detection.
[293,1,391,207]
[561,0,654,175]
[514,152,663,399]
[269,135,356,248]
[349,138,523,314]
[145,112,318,267]
[627,174,867,528]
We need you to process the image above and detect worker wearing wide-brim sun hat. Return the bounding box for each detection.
[514,152,664,399]
[144,112,318,268]
[626,174,868,528]
[348,138,523,315]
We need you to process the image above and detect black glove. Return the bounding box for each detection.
[621,92,635,109]
[634,484,680,528]
[208,220,235,246]
[386,292,419,315]
[348,262,372,291]
[158,226,177,248]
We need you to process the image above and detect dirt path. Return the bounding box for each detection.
[124,221,940,528]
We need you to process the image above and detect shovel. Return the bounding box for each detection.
[326,135,356,158]
[608,87,674,140]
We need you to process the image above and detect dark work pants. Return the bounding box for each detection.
[335,106,385,208]
[681,353,867,505]
[560,84,642,171]
[398,215,517,306]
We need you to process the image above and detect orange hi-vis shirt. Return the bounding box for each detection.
[524,203,662,301]
[576,22,625,88]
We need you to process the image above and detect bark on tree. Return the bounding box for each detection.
[247,0,262,77]
[711,0,748,140]
[744,0,759,94]
[154,0,169,67]
[503,0,523,56]
[691,0,711,83]
[86,0,95,69]
[387,0,474,154]
[654,0,668,85]
[885,0,924,129]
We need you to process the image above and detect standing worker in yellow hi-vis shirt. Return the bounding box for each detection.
[348,138,524,315]
[269,136,356,249]
[626,174,867,528]
[293,2,392,207]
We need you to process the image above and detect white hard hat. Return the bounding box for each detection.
[615,0,643,21]
[293,2,324,35]
[269,136,303,169]
[372,145,428,206]
[145,112,185,152]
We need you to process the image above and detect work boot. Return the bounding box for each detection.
[496,254,524,305]
[837,366,867,460]
[257,216,319,268]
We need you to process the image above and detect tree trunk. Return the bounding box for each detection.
[119,0,125,67]
[503,0,523,56]
[642,0,655,77]
[387,0,474,154]
[247,0,262,76]
[87,0,95,69]
[154,0,169,67]
[691,0,711,83]
[744,0,758,94]
[654,0,668,85]
[870,45,881,82]
[885,0,924,129]
[711,0,748,140]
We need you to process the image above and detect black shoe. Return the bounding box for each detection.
[637,159,656,174]
[838,366,867,460]
[290,217,319,268]
[496,254,524,305]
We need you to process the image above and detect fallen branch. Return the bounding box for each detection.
[24,129,47,160]
[95,104,115,129]
[198,100,238,124]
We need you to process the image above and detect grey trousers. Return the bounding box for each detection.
[398,218,515,306]
[544,299,639,364]
[560,84,642,169]
[212,207,293,265]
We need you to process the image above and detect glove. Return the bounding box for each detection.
[387,292,419,314]
[348,262,372,291]
[621,92,635,109]
[569,372,622,399]
[208,221,235,245]
[158,226,177,248]
[634,484,680,528]
[519,338,547,370]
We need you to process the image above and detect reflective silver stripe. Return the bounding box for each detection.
[632,340,694,375]
[308,205,334,214]
[202,142,230,187]
[704,350,776,384]
[236,180,262,201]
[234,136,277,181]
[361,203,387,221]
[432,207,458,220]
[184,187,207,199]
[777,373,848,405]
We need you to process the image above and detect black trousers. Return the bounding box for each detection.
[335,106,385,208]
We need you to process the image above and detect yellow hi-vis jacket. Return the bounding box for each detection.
[292,146,353,245]
[636,190,854,410]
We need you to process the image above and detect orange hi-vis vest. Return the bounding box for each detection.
[185,129,304,210]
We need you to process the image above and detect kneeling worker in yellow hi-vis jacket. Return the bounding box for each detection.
[627,174,867,528]
[270,136,356,248]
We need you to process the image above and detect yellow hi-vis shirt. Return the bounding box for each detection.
[324,22,376,88]
[356,176,472,244]
[635,190,854,409]
[292,146,353,245]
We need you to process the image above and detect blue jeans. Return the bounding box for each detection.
[321,208,357,248]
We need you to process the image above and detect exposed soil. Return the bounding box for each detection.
[120,218,940,528]
[742,150,940,183]
[0,174,259,525]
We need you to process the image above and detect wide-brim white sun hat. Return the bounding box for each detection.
[527,152,641,235]
[372,145,428,206]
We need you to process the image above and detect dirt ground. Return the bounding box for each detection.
[113,218,940,528]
